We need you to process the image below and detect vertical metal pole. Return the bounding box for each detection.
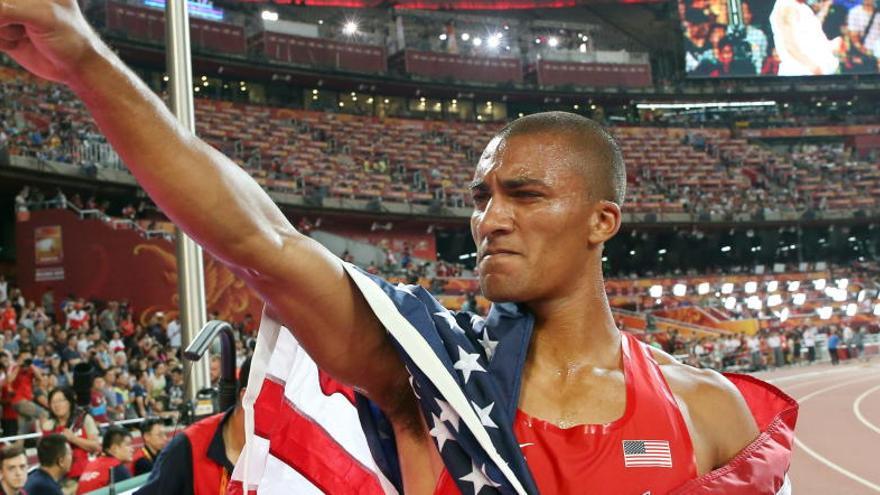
[165,0,212,404]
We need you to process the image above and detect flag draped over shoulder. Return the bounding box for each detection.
[229,262,798,495]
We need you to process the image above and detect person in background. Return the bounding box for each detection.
[0,447,27,495]
[76,426,133,494]
[25,434,72,495]
[827,329,841,365]
[136,358,250,495]
[130,419,168,476]
[40,387,101,481]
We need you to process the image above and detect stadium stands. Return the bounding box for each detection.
[3,65,878,218]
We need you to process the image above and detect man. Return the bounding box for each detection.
[135,359,249,495]
[76,426,133,494]
[130,419,168,476]
[0,4,794,493]
[848,0,880,56]
[828,329,841,365]
[770,0,841,75]
[25,434,72,495]
[0,447,27,495]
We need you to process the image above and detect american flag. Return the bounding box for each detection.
[622,440,673,468]
[228,261,797,495]
[229,262,540,494]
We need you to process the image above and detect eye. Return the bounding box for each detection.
[514,190,542,199]
[471,191,490,205]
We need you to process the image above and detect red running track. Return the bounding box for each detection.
[753,359,880,495]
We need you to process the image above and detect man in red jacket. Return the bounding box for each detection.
[134,359,249,495]
[76,426,133,494]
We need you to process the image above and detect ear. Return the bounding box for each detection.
[587,200,622,246]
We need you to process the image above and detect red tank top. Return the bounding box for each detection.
[47,413,91,479]
[435,332,698,494]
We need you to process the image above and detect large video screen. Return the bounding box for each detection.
[679,0,880,77]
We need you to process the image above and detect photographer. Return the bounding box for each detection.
[7,350,48,433]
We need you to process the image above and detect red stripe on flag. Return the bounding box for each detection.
[253,378,385,495]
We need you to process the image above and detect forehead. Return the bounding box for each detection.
[473,132,585,187]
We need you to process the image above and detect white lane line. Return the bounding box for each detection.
[794,375,880,493]
[765,365,875,385]
[853,384,880,436]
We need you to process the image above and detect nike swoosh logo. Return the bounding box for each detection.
[519,443,535,448]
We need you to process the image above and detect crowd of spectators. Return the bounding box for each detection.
[656,323,873,374]
[0,274,255,493]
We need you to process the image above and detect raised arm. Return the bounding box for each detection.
[0,0,412,415]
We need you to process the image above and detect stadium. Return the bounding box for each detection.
[0,0,878,493]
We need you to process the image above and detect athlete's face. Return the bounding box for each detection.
[470,132,611,303]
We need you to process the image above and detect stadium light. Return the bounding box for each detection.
[649,285,663,298]
[261,10,278,21]
[439,33,447,41]
[473,37,483,46]
[658,248,667,255]
[858,290,867,302]
[461,32,471,41]
[343,21,359,36]
[836,278,849,290]
[792,293,806,306]
[746,296,762,310]
[534,37,542,44]
[766,281,778,292]
[744,281,757,294]
[673,284,687,297]
[724,297,737,310]
[579,43,587,53]
[787,281,800,292]
[813,278,826,290]
[817,306,833,319]
[825,287,848,302]
[767,294,782,308]
[721,245,732,253]
[696,282,710,295]
[845,303,858,317]
[488,35,501,48]
[721,283,734,294]
[874,304,880,316]
[548,36,559,47]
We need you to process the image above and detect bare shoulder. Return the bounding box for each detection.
[647,346,759,471]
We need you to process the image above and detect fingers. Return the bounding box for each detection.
[0,0,45,27]
[0,24,24,41]
[0,37,18,51]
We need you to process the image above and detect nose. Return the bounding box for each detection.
[473,195,515,241]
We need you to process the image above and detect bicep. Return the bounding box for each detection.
[240,235,411,414]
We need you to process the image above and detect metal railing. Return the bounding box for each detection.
[0,417,149,445]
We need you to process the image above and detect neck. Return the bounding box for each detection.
[525,263,620,370]
[43,465,64,481]
[222,407,244,466]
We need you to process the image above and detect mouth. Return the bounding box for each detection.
[479,249,519,261]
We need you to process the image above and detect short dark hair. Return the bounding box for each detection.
[494,112,626,205]
[238,357,251,393]
[102,426,131,452]
[139,418,163,436]
[0,446,25,467]
[37,434,69,466]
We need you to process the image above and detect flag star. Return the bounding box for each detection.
[435,398,461,432]
[433,310,465,335]
[471,400,498,429]
[453,346,486,384]
[428,413,455,452]
[458,462,500,494]
[477,328,499,361]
